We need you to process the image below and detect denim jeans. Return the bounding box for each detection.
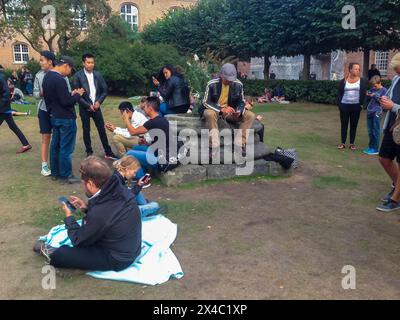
[50,118,77,178]
[127,145,159,178]
[159,102,174,116]
[367,113,381,151]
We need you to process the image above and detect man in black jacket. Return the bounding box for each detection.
[73,53,116,159]
[201,63,255,154]
[0,64,32,154]
[48,156,142,271]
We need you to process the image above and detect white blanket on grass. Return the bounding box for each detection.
[39,214,184,286]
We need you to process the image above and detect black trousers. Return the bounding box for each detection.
[0,114,29,146]
[339,104,361,145]
[79,108,112,155]
[50,245,133,272]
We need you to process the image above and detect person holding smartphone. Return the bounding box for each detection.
[35,156,142,271]
[201,63,255,158]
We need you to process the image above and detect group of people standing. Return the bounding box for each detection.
[338,53,400,212]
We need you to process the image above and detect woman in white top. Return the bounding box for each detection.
[338,63,367,150]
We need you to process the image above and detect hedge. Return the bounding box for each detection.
[242,79,394,105]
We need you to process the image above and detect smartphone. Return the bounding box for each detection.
[58,196,76,212]
[140,173,151,184]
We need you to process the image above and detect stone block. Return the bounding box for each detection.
[159,164,207,187]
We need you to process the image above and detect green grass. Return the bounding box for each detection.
[312,176,359,189]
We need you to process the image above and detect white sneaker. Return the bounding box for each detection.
[41,164,52,177]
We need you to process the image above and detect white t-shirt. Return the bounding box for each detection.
[341,79,361,104]
[84,69,96,104]
[114,111,152,143]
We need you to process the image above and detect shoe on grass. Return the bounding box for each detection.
[376,200,400,212]
[16,144,32,154]
[363,148,379,155]
[41,164,51,177]
[381,188,395,203]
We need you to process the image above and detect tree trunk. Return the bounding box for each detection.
[263,56,271,80]
[303,54,311,80]
[363,49,370,79]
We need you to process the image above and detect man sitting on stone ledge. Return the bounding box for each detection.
[201,63,255,157]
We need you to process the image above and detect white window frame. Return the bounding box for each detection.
[13,43,29,64]
[375,51,389,77]
[71,5,87,30]
[120,3,139,30]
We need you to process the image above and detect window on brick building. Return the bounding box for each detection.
[375,51,389,76]
[71,5,87,30]
[120,4,139,31]
[13,43,29,64]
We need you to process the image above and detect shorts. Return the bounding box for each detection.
[38,109,52,134]
[379,130,400,163]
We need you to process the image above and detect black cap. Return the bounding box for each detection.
[56,56,76,72]
[40,51,56,62]
[118,101,134,112]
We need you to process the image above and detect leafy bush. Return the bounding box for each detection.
[242,79,395,105]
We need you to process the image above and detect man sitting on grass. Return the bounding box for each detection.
[34,156,142,271]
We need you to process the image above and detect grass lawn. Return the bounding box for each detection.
[0,97,399,299]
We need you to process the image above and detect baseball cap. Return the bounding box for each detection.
[220,63,237,82]
[40,51,56,63]
[56,56,76,73]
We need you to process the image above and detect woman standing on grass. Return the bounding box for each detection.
[337,63,367,151]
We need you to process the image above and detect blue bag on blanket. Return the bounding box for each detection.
[39,214,184,286]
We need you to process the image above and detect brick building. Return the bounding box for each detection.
[0,0,196,69]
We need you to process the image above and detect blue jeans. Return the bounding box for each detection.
[136,192,147,206]
[367,113,381,151]
[159,102,174,116]
[127,145,159,178]
[50,118,77,178]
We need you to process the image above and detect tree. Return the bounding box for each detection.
[0,0,111,53]
[336,0,400,78]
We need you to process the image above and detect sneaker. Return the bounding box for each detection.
[381,188,395,203]
[26,110,31,116]
[41,164,52,177]
[16,144,32,154]
[337,144,346,150]
[59,176,80,184]
[376,200,400,212]
[39,242,57,262]
[104,152,119,161]
[363,148,379,155]
[349,144,357,151]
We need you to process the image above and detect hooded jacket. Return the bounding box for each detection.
[64,173,142,263]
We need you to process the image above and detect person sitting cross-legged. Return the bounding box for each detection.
[34,156,142,271]
[105,101,151,159]
[201,63,255,157]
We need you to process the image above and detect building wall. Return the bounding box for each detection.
[0,0,196,70]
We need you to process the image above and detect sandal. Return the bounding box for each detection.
[337,144,346,150]
[350,144,357,151]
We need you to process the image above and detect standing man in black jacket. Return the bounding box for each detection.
[0,64,32,154]
[46,156,141,271]
[43,56,85,184]
[73,53,116,159]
